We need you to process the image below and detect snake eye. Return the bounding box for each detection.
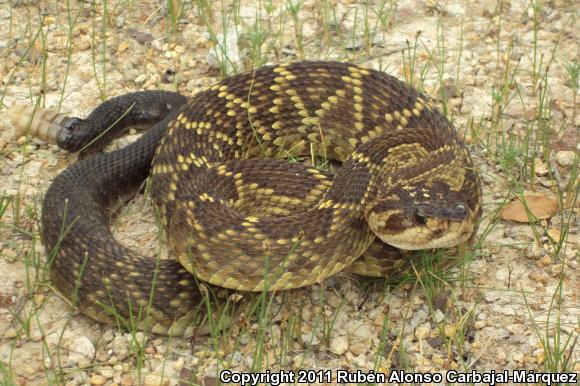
[413,210,427,225]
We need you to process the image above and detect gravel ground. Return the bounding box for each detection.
[0,0,578,385]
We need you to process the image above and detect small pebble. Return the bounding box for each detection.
[90,374,107,386]
[4,328,17,339]
[415,322,431,340]
[555,150,575,167]
[330,336,348,355]
[115,16,125,28]
[120,374,134,386]
[432,309,445,323]
[75,38,91,51]
[98,367,114,379]
[349,342,367,355]
[529,270,550,285]
[70,336,95,358]
[130,30,154,45]
[172,357,184,372]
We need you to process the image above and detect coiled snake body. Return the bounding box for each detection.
[14,61,481,335]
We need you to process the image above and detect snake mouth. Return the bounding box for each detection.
[366,209,475,250]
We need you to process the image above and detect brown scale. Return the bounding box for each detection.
[147,62,480,293]
[22,61,481,335]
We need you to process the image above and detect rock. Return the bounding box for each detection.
[206,30,242,75]
[512,351,524,363]
[415,322,431,340]
[129,30,154,45]
[111,336,130,361]
[474,320,487,329]
[349,341,368,355]
[551,264,564,277]
[352,353,367,367]
[68,336,95,366]
[436,79,459,101]
[330,336,348,355]
[14,46,42,63]
[529,270,550,285]
[101,329,115,344]
[428,336,445,348]
[443,324,456,337]
[4,327,17,339]
[143,374,168,386]
[98,366,114,379]
[351,322,373,340]
[134,73,148,86]
[74,38,91,51]
[115,16,125,28]
[555,150,575,167]
[534,158,549,176]
[433,309,445,323]
[172,357,184,372]
[301,332,320,346]
[70,372,89,385]
[90,374,107,385]
[121,374,134,386]
[500,193,559,222]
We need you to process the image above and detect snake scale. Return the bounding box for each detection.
[14,61,481,335]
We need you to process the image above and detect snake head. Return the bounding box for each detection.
[56,117,85,152]
[365,182,475,250]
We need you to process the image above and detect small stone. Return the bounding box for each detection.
[117,41,129,53]
[14,47,42,63]
[512,351,524,363]
[69,336,95,365]
[426,336,445,349]
[120,375,133,386]
[90,374,107,386]
[102,330,115,344]
[330,336,348,355]
[555,151,575,167]
[534,158,549,176]
[172,357,184,372]
[433,309,445,323]
[75,38,91,51]
[443,324,456,337]
[98,367,114,379]
[529,270,550,285]
[130,30,154,45]
[436,79,459,101]
[474,320,487,329]
[551,264,564,277]
[115,16,125,28]
[415,322,431,340]
[349,342,367,355]
[143,374,168,386]
[206,30,241,75]
[134,74,148,86]
[4,327,17,339]
[536,255,552,267]
[547,228,561,243]
[301,332,320,346]
[534,348,545,364]
[352,353,367,367]
[351,323,373,340]
[77,358,91,369]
